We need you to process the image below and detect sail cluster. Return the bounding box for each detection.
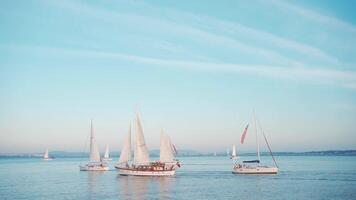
[118,112,176,166]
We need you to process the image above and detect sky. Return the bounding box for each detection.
[0,0,355,154]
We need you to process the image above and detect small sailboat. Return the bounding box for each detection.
[230,145,238,160]
[80,120,109,171]
[226,149,230,156]
[43,149,53,160]
[233,112,278,174]
[115,112,181,176]
[102,145,112,161]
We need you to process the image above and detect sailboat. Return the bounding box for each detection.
[43,149,53,160]
[232,112,278,174]
[115,112,181,176]
[230,145,238,160]
[79,120,109,171]
[102,145,112,161]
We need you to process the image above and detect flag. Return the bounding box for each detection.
[240,124,249,144]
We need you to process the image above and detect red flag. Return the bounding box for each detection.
[240,124,249,144]
[172,144,178,155]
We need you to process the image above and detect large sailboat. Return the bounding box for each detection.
[102,144,112,161]
[43,149,53,160]
[80,120,109,171]
[232,112,278,174]
[115,112,181,176]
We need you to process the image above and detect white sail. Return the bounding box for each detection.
[104,145,110,159]
[43,149,49,159]
[159,129,175,163]
[89,120,101,163]
[119,124,132,164]
[134,113,150,165]
[232,145,236,157]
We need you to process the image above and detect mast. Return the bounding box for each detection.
[256,117,278,168]
[253,110,261,163]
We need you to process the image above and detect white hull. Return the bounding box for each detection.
[80,164,109,171]
[102,158,113,161]
[117,168,176,176]
[43,158,53,161]
[233,166,278,174]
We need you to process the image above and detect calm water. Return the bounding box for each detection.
[0,156,355,200]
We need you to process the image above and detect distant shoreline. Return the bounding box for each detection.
[1,150,355,158]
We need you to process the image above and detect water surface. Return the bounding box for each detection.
[0,156,355,199]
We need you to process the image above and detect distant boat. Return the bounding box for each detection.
[115,112,181,176]
[226,149,230,156]
[233,112,278,174]
[80,120,109,171]
[43,149,53,160]
[230,145,238,160]
[102,144,112,161]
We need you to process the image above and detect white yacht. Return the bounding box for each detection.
[233,112,278,174]
[79,120,109,171]
[115,112,181,176]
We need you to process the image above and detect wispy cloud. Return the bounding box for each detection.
[4,44,356,90]
[45,0,332,68]
[269,0,356,34]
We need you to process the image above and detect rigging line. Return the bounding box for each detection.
[256,116,279,168]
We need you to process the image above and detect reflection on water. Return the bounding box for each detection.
[117,175,176,199]
[87,171,105,199]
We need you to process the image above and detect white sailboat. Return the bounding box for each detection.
[115,112,181,176]
[230,145,238,160]
[233,112,278,174]
[80,120,109,171]
[102,144,112,161]
[43,149,53,160]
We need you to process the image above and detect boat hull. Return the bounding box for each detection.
[233,166,278,174]
[43,158,53,161]
[102,158,113,161]
[118,168,176,176]
[80,164,109,171]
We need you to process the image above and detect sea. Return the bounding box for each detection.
[0,155,355,200]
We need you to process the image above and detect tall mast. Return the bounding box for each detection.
[253,110,261,163]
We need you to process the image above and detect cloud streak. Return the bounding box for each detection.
[4,44,356,90]
[269,0,356,33]
[45,0,340,68]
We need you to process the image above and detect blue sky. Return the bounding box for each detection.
[0,0,355,153]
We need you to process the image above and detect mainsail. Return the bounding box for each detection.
[104,145,110,159]
[119,123,132,164]
[134,113,150,165]
[89,120,101,163]
[159,129,175,163]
